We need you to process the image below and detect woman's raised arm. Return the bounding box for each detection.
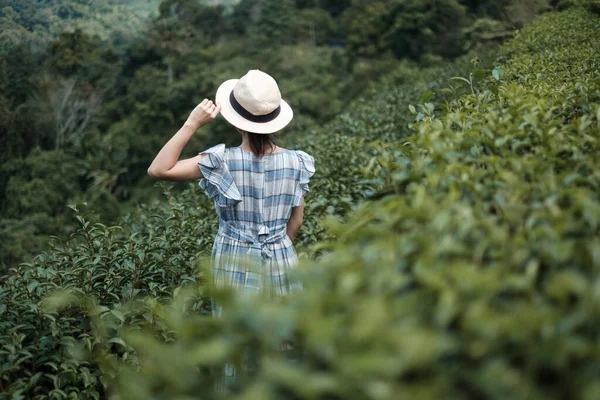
[147,99,221,182]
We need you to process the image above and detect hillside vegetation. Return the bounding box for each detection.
[0,0,532,270]
[103,8,600,399]
[0,0,160,44]
[1,5,599,399]
[0,29,490,400]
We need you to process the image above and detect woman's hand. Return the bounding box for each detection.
[147,99,220,181]
[185,99,221,131]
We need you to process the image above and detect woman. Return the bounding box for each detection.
[147,70,315,366]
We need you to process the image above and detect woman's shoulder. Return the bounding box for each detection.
[223,146,301,158]
[281,148,315,175]
[201,143,226,156]
[278,147,312,157]
[287,148,314,163]
[202,144,245,161]
[207,145,314,170]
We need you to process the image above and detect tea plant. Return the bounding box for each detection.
[0,50,488,400]
[2,5,599,400]
[0,187,213,399]
[79,7,599,400]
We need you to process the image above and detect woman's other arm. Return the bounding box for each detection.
[287,199,305,242]
[147,99,221,181]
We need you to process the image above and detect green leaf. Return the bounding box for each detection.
[108,337,127,348]
[110,310,125,323]
[173,286,182,299]
[27,280,40,293]
[420,91,435,103]
[471,69,485,81]
[451,76,471,85]
[492,67,504,81]
[59,336,75,347]
[80,367,94,388]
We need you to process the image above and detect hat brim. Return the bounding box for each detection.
[215,79,293,135]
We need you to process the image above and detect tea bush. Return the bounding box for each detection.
[0,190,215,399]
[2,6,599,400]
[0,42,488,400]
[82,8,597,400]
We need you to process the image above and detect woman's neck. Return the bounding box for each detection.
[240,133,279,154]
[239,133,252,152]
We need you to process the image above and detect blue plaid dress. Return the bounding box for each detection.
[198,143,315,302]
[198,144,315,390]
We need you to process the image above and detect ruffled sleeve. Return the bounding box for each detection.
[198,144,242,207]
[293,150,316,207]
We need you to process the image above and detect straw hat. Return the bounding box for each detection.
[215,69,293,134]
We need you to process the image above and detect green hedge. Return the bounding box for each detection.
[0,196,213,399]
[0,44,487,400]
[2,6,599,400]
[89,8,597,399]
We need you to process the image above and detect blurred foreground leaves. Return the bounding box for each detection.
[1,6,600,400]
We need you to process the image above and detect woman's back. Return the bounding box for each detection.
[198,143,314,277]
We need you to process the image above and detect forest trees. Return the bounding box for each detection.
[0,0,564,271]
[343,0,467,60]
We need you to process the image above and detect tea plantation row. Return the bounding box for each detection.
[2,6,599,399]
[0,27,494,400]
[97,8,600,399]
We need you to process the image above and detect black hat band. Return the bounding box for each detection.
[229,91,281,123]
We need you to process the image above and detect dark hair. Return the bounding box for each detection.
[247,131,276,156]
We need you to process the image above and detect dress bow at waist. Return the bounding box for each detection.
[218,220,287,262]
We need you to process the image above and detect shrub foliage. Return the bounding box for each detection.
[1,7,599,400]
